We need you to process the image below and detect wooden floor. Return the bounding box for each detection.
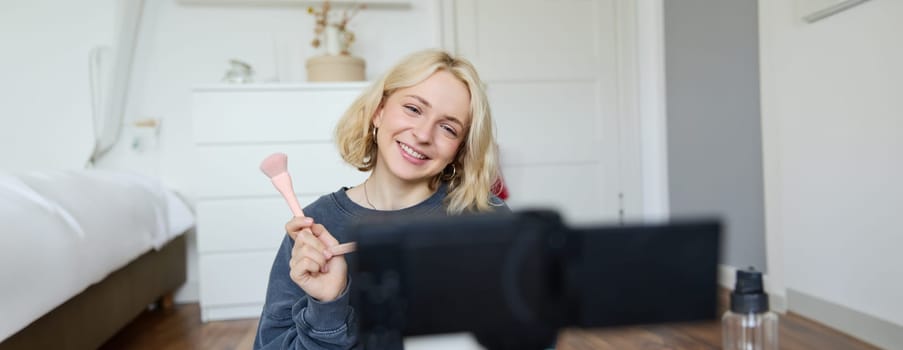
[99,304,257,350]
[101,299,879,350]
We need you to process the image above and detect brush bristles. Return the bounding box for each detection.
[260,152,289,178]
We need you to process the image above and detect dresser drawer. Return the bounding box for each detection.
[196,196,320,253]
[192,84,366,144]
[198,251,276,308]
[194,143,367,198]
[192,84,370,322]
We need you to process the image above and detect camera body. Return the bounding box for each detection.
[348,210,720,350]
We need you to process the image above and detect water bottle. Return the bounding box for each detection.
[722,267,778,350]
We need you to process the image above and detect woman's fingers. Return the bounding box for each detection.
[291,227,332,275]
[289,220,348,275]
[285,216,315,239]
[298,257,322,275]
[300,244,326,267]
[309,223,343,260]
[287,221,343,257]
[296,229,327,254]
[291,257,323,281]
[310,223,339,246]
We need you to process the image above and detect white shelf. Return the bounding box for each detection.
[178,0,411,8]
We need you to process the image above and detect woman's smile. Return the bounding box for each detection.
[397,141,430,164]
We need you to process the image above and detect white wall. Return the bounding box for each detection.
[3,0,444,302]
[760,0,903,331]
[0,0,115,170]
[101,0,442,190]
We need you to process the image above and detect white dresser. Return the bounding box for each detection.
[191,83,369,321]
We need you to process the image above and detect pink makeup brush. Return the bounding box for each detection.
[260,153,304,217]
[260,152,356,256]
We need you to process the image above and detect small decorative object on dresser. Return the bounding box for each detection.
[305,0,366,82]
[222,59,254,83]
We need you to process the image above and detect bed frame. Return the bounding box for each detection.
[0,234,187,350]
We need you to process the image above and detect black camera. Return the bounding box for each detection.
[348,210,721,350]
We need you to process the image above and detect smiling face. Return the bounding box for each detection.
[372,70,472,185]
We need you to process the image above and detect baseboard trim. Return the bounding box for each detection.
[787,289,903,350]
[718,264,787,313]
[201,303,264,322]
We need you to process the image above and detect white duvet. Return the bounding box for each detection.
[0,170,194,342]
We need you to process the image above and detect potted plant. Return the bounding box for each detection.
[306,0,367,82]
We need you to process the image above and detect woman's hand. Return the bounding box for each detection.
[285,217,348,302]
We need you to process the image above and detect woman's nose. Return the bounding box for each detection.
[411,119,433,144]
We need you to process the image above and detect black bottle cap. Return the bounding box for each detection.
[730,267,770,314]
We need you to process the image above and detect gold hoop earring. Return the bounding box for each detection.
[442,164,457,181]
[371,127,378,144]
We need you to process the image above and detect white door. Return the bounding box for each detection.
[449,0,631,224]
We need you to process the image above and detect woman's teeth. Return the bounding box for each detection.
[400,142,427,159]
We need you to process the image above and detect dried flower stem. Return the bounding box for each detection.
[307,0,366,55]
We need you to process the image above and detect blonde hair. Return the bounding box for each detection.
[335,49,500,214]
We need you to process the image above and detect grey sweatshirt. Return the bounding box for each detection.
[255,183,506,349]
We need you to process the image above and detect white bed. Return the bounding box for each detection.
[0,169,194,343]
[0,0,194,347]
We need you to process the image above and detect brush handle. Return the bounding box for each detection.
[270,172,305,217]
[270,171,357,257]
[329,242,357,256]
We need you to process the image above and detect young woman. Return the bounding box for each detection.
[254,49,506,349]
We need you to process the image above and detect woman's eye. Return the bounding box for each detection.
[404,105,421,115]
[441,124,458,137]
